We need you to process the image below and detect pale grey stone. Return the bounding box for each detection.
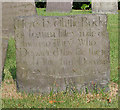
[2,2,36,37]
[92,1,118,14]
[1,2,37,81]
[0,2,2,84]
[46,0,73,12]
[15,14,110,93]
[2,37,8,72]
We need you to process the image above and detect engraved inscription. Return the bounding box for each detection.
[15,14,110,93]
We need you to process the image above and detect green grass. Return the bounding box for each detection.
[2,93,118,108]
[3,38,16,81]
[36,8,92,16]
[2,9,119,108]
[107,14,119,83]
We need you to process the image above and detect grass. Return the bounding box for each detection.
[36,8,92,16]
[1,9,119,108]
[2,92,118,108]
[107,14,119,83]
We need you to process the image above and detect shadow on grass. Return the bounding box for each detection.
[2,70,5,81]
[9,66,16,81]
[2,67,17,81]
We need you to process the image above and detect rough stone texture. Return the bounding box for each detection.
[0,2,2,84]
[2,2,36,37]
[15,14,110,93]
[92,1,118,14]
[1,2,37,79]
[46,0,73,12]
[2,38,8,72]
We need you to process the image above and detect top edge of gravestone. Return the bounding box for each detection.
[0,0,118,2]
[15,14,107,19]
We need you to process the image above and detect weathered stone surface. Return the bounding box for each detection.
[15,14,110,93]
[0,2,2,84]
[1,37,8,78]
[92,1,118,14]
[2,37,8,72]
[2,2,36,37]
[46,0,73,12]
[1,2,37,80]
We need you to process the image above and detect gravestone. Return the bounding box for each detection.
[15,14,110,93]
[1,2,37,77]
[92,0,118,14]
[0,2,2,84]
[2,38,8,72]
[2,2,36,37]
[46,0,73,12]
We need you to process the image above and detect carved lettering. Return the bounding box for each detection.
[78,38,96,46]
[15,15,110,93]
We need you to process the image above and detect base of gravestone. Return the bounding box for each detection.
[16,72,110,94]
[16,79,110,94]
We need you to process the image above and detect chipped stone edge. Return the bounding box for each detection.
[0,2,2,110]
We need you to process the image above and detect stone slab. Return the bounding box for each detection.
[0,2,2,84]
[2,2,37,38]
[2,37,8,72]
[0,37,1,84]
[1,2,37,80]
[92,1,118,14]
[46,0,73,12]
[15,14,110,93]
